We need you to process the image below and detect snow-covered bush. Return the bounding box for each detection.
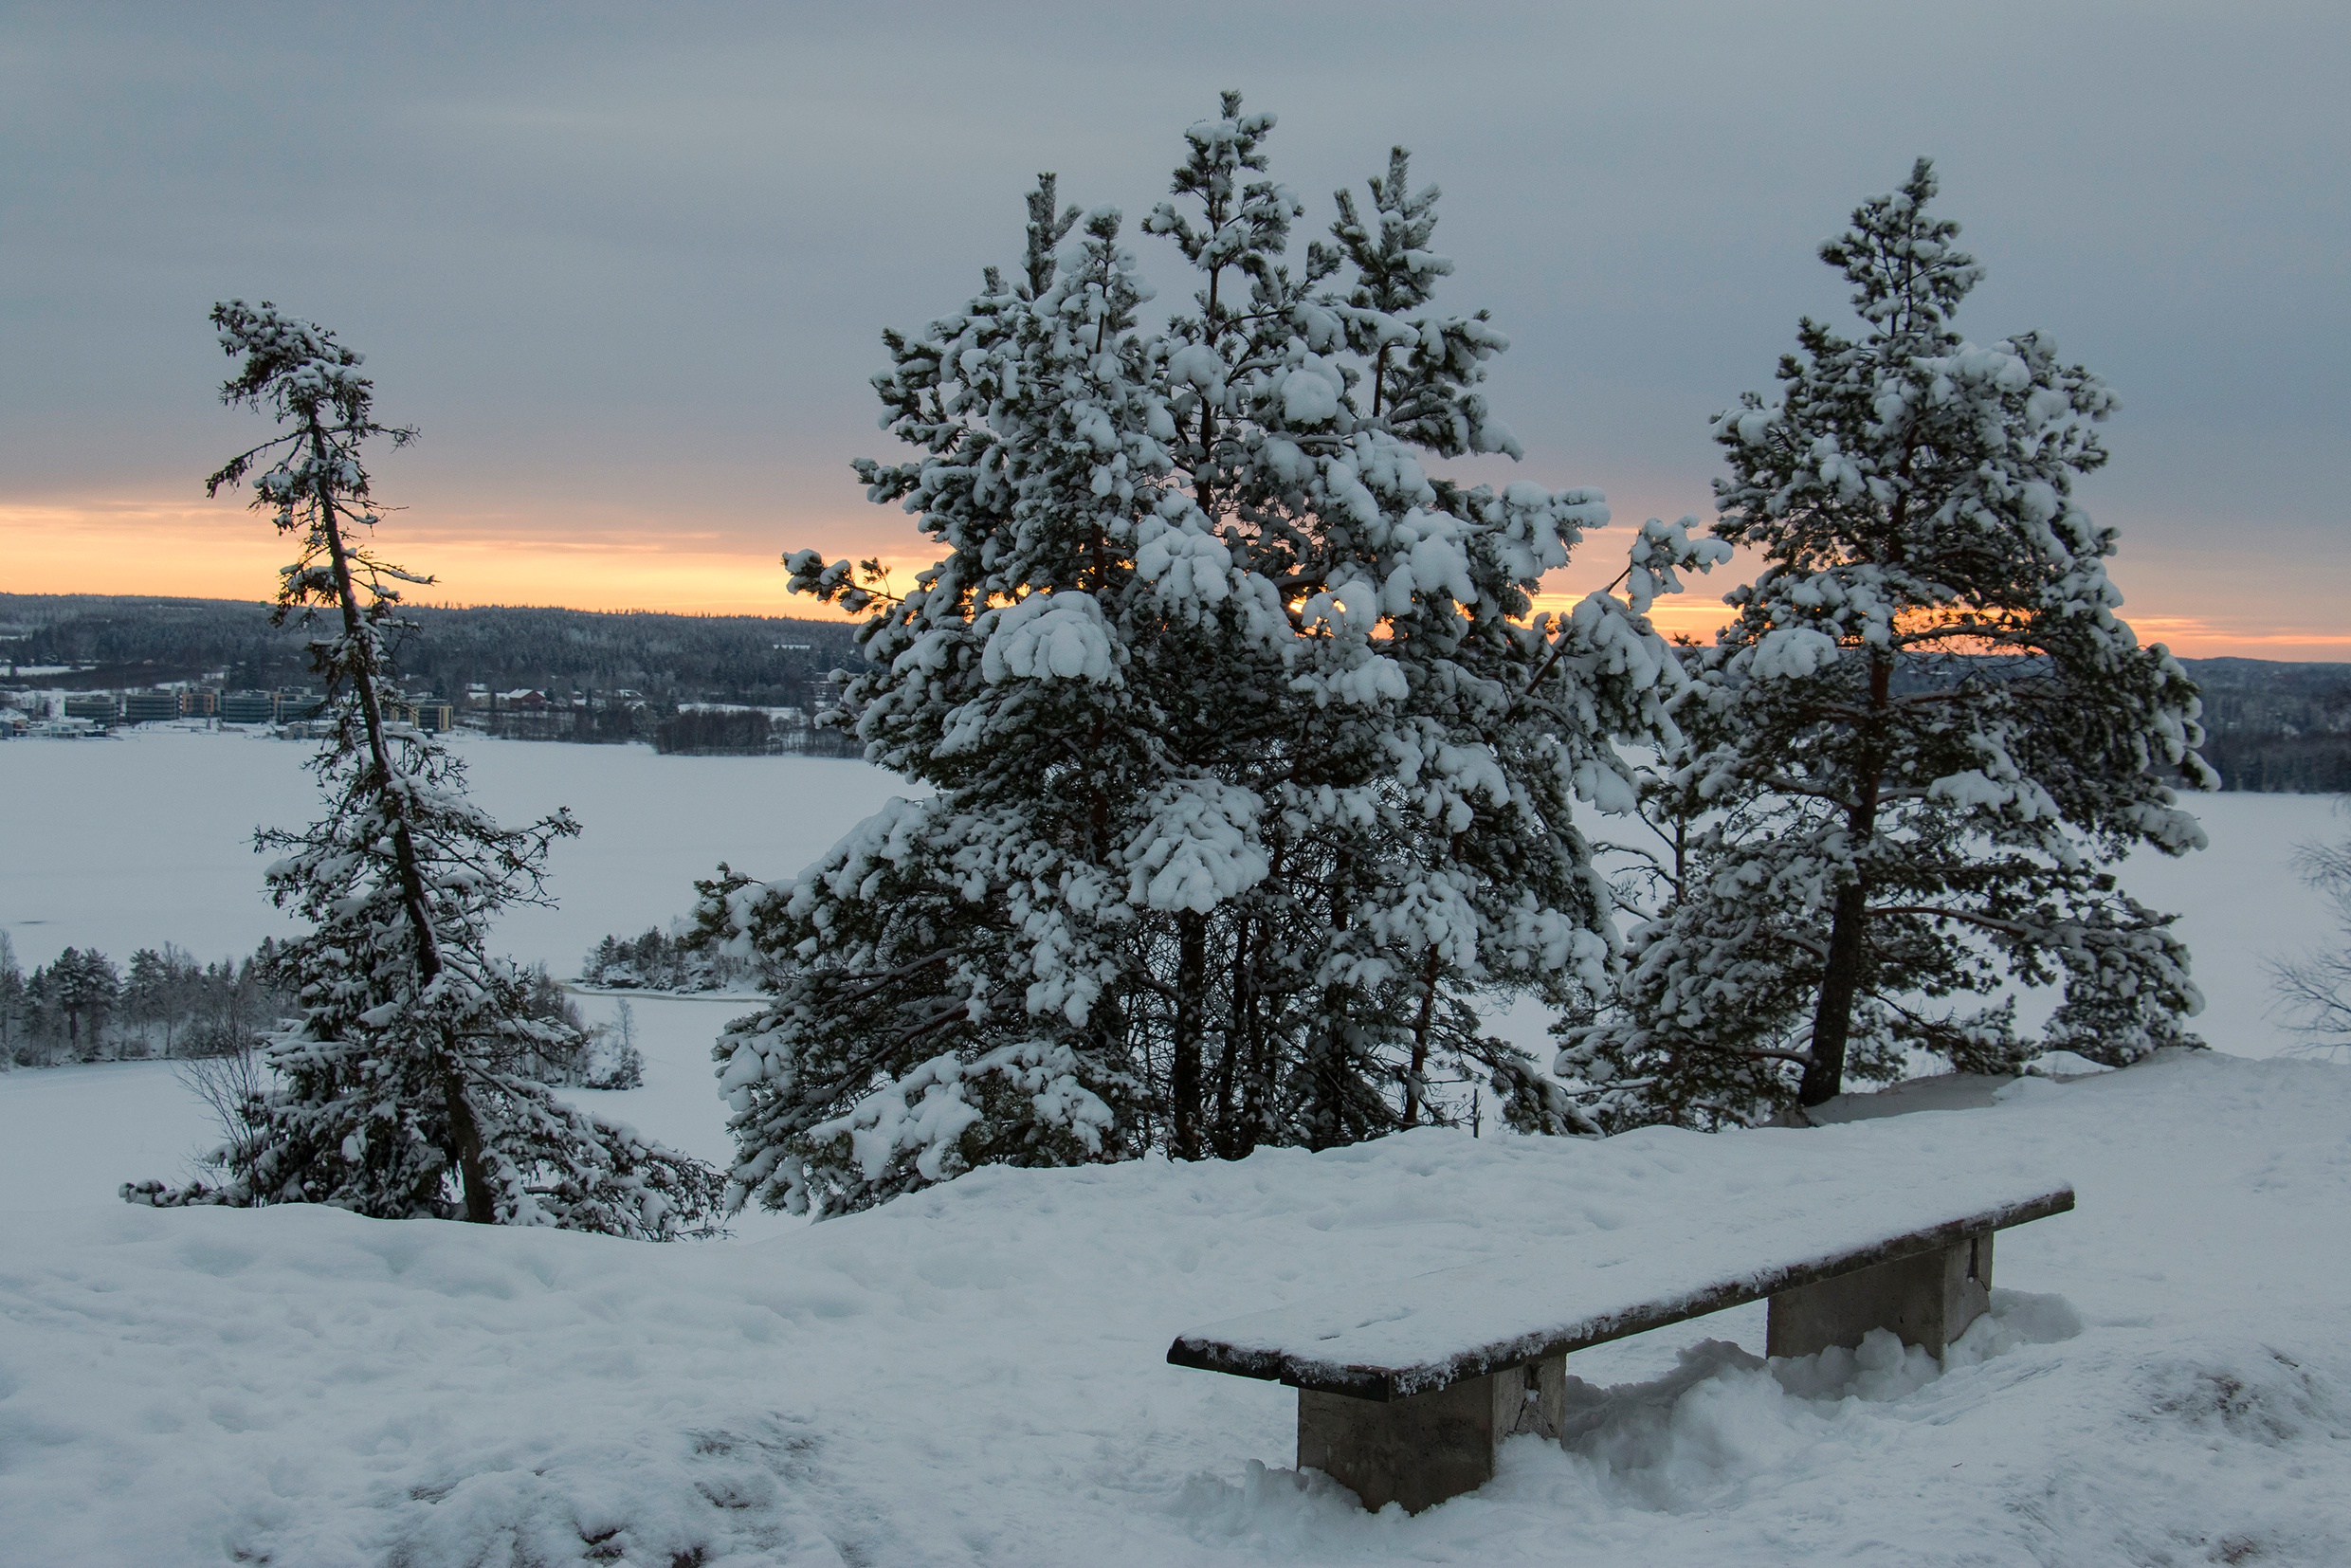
[2270,811,2351,1058]
[122,303,720,1238]
[581,924,759,994]
[1558,161,2211,1131]
[587,1000,647,1091]
[716,100,1712,1215]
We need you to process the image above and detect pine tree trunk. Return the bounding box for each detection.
[1172,907,1208,1159]
[1798,881,1870,1105]
[1403,951,1440,1125]
[1797,652,1891,1107]
[311,445,497,1222]
[1213,913,1248,1156]
[1306,850,1358,1151]
[1236,884,1276,1152]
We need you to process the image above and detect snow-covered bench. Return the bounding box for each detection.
[1167,1172,2073,1513]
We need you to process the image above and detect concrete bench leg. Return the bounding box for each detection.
[1297,1357,1564,1514]
[1766,1231,1994,1359]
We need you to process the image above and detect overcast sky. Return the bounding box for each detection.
[3,2,2343,653]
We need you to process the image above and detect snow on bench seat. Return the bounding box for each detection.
[1167,1162,2074,1514]
[1170,1170,2072,1400]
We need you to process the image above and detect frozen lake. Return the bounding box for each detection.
[0,725,903,977]
[2,724,2340,1060]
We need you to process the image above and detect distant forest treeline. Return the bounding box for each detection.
[0,937,293,1067]
[2189,659,2351,793]
[0,593,865,715]
[0,933,637,1085]
[4,594,2345,789]
[579,926,761,994]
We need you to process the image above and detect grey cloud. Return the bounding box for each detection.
[2,1,2342,618]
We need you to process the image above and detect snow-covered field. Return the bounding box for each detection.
[0,1051,2345,1564]
[5,728,2350,1563]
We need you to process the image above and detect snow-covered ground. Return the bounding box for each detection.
[2,1050,2347,1564]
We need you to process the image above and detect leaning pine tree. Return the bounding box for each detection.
[1558,160,2212,1130]
[124,302,720,1236]
[712,98,1717,1216]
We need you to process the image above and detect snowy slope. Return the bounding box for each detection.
[3,1050,2346,1566]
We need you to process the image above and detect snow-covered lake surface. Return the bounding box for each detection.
[0,725,904,976]
[2,1050,2346,1563]
[4,724,2338,1056]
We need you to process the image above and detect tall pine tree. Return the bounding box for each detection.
[1558,161,2211,1130]
[715,99,1713,1215]
[126,303,720,1236]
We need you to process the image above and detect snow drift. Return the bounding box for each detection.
[3,1050,2348,1564]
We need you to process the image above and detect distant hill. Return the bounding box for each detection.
[0,593,864,713]
[4,595,2344,790]
[2179,657,2351,793]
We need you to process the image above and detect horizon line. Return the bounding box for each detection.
[6,584,2349,665]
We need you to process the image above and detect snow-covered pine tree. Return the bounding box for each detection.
[46,948,118,1056]
[1558,160,2212,1130]
[124,302,720,1237]
[0,933,21,1067]
[715,98,1711,1215]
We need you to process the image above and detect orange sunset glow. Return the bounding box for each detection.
[0,494,1724,640]
[8,494,2345,659]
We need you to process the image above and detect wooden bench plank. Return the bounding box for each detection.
[1169,1176,2071,1400]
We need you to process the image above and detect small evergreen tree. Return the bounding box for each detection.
[716,100,1710,1214]
[121,947,182,1056]
[1559,161,2212,1130]
[125,302,720,1236]
[19,962,62,1066]
[49,948,118,1055]
[0,934,21,1067]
